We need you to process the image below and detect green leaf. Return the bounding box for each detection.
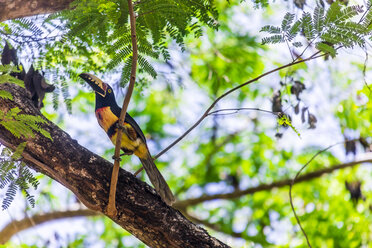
[316,42,336,58]
[292,41,303,47]
[262,35,283,44]
[326,3,361,25]
[0,74,24,87]
[260,25,281,34]
[38,128,53,141]
[325,2,343,24]
[362,7,372,29]
[138,54,157,79]
[313,6,325,34]
[0,108,52,140]
[282,13,295,32]
[120,56,132,87]
[0,90,13,100]
[287,20,302,41]
[302,12,315,41]
[107,45,132,70]
[11,142,27,160]
[339,5,363,22]
[277,114,300,137]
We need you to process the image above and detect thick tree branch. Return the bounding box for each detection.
[0,209,99,244]
[0,83,229,248]
[174,158,372,209]
[0,0,74,22]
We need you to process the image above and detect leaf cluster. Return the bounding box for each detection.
[41,0,219,86]
[0,64,24,100]
[261,2,372,57]
[0,143,39,210]
[0,107,52,140]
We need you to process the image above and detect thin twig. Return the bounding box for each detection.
[207,107,279,116]
[134,52,329,176]
[173,157,372,208]
[106,0,138,217]
[153,52,328,160]
[363,48,372,95]
[284,36,295,61]
[288,138,361,248]
[293,35,321,63]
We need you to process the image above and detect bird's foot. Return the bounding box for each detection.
[112,155,122,162]
[120,150,133,156]
[115,121,125,131]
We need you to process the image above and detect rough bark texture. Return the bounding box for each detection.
[0,0,74,22]
[0,83,229,248]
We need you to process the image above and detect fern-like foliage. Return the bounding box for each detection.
[251,0,269,9]
[60,81,72,114]
[0,64,25,102]
[0,64,24,87]
[261,2,372,58]
[40,0,219,85]
[0,107,52,140]
[0,143,39,210]
[0,59,48,211]
[0,1,220,106]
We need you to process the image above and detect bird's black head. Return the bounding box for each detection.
[79,73,117,109]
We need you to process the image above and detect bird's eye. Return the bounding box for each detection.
[108,89,112,93]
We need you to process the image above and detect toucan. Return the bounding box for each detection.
[80,73,175,205]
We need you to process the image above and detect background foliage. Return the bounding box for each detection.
[0,0,371,247]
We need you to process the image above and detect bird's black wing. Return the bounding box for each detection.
[110,104,147,143]
[124,112,147,143]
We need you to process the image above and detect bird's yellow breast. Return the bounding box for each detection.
[95,107,118,132]
[96,106,148,158]
[109,131,147,158]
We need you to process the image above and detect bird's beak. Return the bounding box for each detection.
[79,73,107,97]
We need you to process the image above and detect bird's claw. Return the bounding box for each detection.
[112,155,122,162]
[120,151,133,156]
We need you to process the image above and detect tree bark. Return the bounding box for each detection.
[0,83,229,248]
[0,0,74,22]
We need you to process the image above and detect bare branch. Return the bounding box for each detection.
[0,209,99,244]
[153,52,327,161]
[208,108,279,116]
[174,158,372,209]
[289,142,343,248]
[107,0,139,216]
[363,48,372,94]
[288,138,368,247]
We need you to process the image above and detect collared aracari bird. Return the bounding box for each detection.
[80,73,175,205]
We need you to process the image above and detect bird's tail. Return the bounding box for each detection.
[139,154,175,205]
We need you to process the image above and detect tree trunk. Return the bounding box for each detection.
[0,0,74,22]
[0,83,230,248]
